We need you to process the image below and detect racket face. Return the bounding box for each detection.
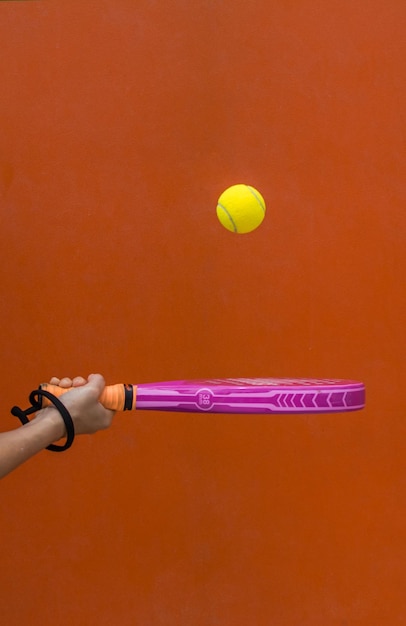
[135,378,365,414]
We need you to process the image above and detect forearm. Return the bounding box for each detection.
[0,409,65,479]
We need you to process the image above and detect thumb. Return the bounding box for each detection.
[86,373,107,398]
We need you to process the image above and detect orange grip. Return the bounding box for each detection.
[39,383,137,412]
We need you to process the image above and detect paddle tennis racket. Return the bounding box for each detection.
[40,378,365,414]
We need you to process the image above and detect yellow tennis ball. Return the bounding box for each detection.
[216,184,266,234]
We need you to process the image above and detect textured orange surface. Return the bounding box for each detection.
[0,2,405,624]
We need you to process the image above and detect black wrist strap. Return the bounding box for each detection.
[11,388,75,452]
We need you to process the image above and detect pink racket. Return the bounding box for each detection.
[41,378,365,414]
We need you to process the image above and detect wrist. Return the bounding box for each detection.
[11,387,76,452]
[32,407,67,442]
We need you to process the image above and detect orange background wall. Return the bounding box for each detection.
[0,1,405,624]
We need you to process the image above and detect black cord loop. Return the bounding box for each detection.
[11,388,75,452]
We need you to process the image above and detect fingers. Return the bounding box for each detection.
[72,376,88,387]
[48,376,90,388]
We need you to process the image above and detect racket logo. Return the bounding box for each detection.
[196,389,214,411]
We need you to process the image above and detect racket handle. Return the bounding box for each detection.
[39,383,137,412]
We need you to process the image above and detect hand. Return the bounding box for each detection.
[47,374,115,435]
[0,374,115,479]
